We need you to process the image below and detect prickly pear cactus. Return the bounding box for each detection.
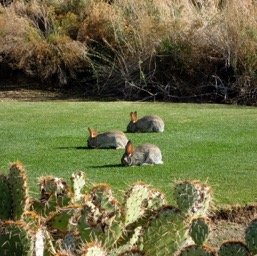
[174,180,212,217]
[91,183,120,213]
[144,188,166,211]
[35,228,44,256]
[178,244,217,256]
[8,162,30,220]
[78,201,103,242]
[123,182,149,226]
[61,232,79,254]
[218,241,250,256]
[22,211,41,231]
[38,176,71,216]
[46,206,81,232]
[81,242,107,256]
[0,173,12,220]
[109,226,143,256]
[39,176,69,200]
[117,251,145,255]
[71,171,86,203]
[0,220,34,255]
[245,218,257,255]
[34,227,55,256]
[189,217,210,246]
[142,206,189,255]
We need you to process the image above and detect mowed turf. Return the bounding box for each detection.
[0,102,256,206]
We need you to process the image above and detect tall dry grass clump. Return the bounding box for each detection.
[0,0,89,85]
[76,0,203,98]
[221,0,257,103]
[0,0,257,103]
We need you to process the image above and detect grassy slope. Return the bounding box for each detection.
[0,102,256,205]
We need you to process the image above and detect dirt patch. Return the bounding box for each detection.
[207,205,257,250]
[0,89,59,102]
[0,88,88,102]
[208,220,248,250]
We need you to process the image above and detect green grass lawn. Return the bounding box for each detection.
[0,102,256,206]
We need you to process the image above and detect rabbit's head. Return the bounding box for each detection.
[126,111,138,132]
[121,140,134,166]
[87,127,98,148]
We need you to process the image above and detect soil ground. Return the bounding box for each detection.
[0,87,86,102]
[1,86,257,251]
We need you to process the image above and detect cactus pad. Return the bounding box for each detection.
[179,244,217,256]
[46,206,80,232]
[218,241,250,256]
[0,173,12,220]
[123,182,149,226]
[144,188,166,211]
[78,201,103,242]
[0,220,34,255]
[8,162,30,220]
[62,232,79,254]
[245,219,257,255]
[91,183,120,213]
[189,217,211,246]
[109,226,143,255]
[143,206,188,255]
[39,176,69,201]
[71,171,86,203]
[174,180,212,217]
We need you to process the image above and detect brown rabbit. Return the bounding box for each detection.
[87,128,128,149]
[121,140,163,166]
[127,111,164,132]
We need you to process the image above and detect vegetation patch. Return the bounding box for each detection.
[0,0,257,104]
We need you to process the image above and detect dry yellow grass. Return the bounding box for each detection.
[0,0,256,102]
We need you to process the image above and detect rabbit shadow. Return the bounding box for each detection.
[90,164,124,169]
[56,146,90,150]
[56,146,127,150]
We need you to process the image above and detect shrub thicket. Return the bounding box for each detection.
[0,0,257,104]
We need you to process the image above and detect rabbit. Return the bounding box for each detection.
[87,128,128,149]
[126,111,164,132]
[121,140,163,166]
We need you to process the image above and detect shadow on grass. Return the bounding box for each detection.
[56,146,89,150]
[56,146,125,150]
[90,164,124,169]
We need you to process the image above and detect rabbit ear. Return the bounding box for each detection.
[88,127,97,138]
[134,111,138,120]
[125,140,133,156]
[130,111,137,123]
[130,112,134,121]
[88,127,93,137]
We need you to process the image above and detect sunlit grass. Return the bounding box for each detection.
[0,102,256,206]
